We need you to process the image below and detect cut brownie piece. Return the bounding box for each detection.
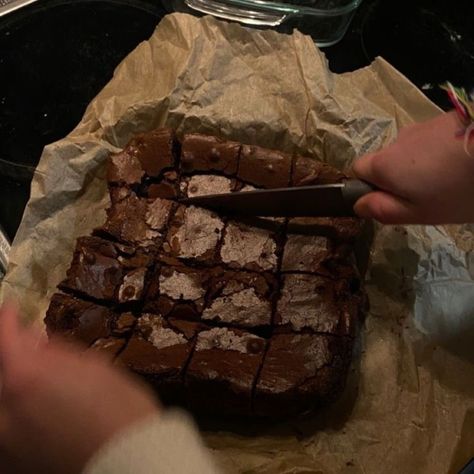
[181,133,240,176]
[180,174,234,198]
[291,155,345,186]
[254,334,351,417]
[186,327,266,415]
[145,263,209,320]
[281,234,352,276]
[220,221,279,272]
[275,273,357,336]
[165,205,225,263]
[118,314,200,403]
[59,236,150,304]
[202,270,276,328]
[99,187,173,247]
[238,144,292,188]
[45,293,112,345]
[108,128,176,185]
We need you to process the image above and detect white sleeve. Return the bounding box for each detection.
[83,409,221,474]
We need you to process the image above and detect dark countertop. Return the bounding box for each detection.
[0,0,473,239]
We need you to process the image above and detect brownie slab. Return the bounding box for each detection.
[186,327,266,415]
[254,334,350,417]
[181,133,240,175]
[46,126,367,419]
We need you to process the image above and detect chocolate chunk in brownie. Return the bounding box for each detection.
[185,327,266,415]
[59,236,148,303]
[145,264,208,319]
[99,188,173,247]
[180,174,234,198]
[220,221,279,272]
[275,273,355,336]
[165,205,225,263]
[45,293,112,345]
[181,133,240,175]
[118,314,198,403]
[287,217,363,242]
[254,333,350,417]
[237,145,292,188]
[202,270,276,328]
[291,155,345,187]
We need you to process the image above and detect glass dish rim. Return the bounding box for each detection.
[206,0,364,17]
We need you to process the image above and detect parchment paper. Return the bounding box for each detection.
[2,13,474,474]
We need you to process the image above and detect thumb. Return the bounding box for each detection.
[354,191,419,225]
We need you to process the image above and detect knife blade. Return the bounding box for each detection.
[180,179,375,217]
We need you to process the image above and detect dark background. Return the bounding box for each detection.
[0,0,473,239]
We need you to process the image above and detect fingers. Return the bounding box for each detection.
[354,191,419,225]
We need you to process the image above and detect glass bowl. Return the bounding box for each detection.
[172,0,363,47]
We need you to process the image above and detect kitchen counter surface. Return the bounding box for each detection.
[0,0,473,239]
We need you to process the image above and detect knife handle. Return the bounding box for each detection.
[342,179,377,213]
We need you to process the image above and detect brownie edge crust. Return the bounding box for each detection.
[45,127,366,418]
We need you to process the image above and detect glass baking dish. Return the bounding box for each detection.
[176,0,363,47]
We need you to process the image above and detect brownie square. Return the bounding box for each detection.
[108,128,176,184]
[185,327,266,415]
[164,205,225,263]
[254,334,351,417]
[202,269,276,328]
[281,234,352,276]
[59,236,150,304]
[145,263,209,320]
[237,144,292,188]
[291,155,345,187]
[99,188,174,247]
[45,293,112,345]
[220,221,279,272]
[181,133,240,175]
[275,273,356,336]
[118,314,199,403]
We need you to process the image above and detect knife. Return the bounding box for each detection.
[181,179,375,217]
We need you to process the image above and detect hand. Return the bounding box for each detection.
[352,111,474,225]
[0,303,160,474]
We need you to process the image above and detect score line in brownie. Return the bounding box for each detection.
[45,127,366,418]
